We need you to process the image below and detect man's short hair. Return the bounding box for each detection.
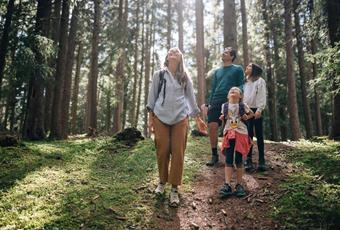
[223,47,237,62]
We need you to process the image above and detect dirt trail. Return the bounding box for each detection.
[151,142,294,230]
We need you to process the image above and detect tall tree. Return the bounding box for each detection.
[113,0,128,133]
[143,5,151,137]
[166,0,172,50]
[195,0,206,108]
[0,0,15,99]
[223,0,237,49]
[240,0,249,67]
[262,0,278,141]
[23,0,52,139]
[284,0,301,140]
[71,43,83,134]
[129,0,140,127]
[177,0,184,52]
[61,2,81,138]
[327,0,340,139]
[50,0,70,139]
[86,0,101,134]
[293,0,313,138]
[44,0,62,133]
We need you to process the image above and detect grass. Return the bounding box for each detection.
[272,137,340,230]
[0,135,210,229]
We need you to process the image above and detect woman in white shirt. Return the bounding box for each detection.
[243,63,267,171]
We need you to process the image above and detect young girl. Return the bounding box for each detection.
[243,63,267,171]
[219,87,253,198]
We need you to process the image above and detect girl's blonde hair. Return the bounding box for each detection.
[227,87,243,102]
[164,47,189,88]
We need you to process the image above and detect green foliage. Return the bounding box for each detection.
[308,43,340,94]
[272,139,340,230]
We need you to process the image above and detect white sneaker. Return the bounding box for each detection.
[154,183,165,194]
[169,189,180,207]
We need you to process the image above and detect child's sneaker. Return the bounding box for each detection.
[169,189,180,207]
[257,163,267,172]
[235,184,246,197]
[154,183,165,195]
[219,183,232,198]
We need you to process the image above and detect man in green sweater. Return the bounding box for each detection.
[202,47,245,166]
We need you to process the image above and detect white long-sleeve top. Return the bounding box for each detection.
[243,77,267,113]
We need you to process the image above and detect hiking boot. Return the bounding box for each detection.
[154,183,165,195]
[169,189,180,207]
[257,163,267,172]
[206,154,219,167]
[244,159,254,171]
[235,184,246,197]
[219,183,232,198]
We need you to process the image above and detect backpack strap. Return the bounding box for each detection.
[156,70,167,106]
[239,102,246,117]
[223,102,229,122]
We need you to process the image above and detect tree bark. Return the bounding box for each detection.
[240,0,249,68]
[327,0,340,139]
[23,0,52,140]
[71,43,83,134]
[129,1,140,127]
[86,0,101,134]
[284,0,301,140]
[223,0,237,49]
[195,0,206,109]
[143,8,151,137]
[177,0,184,52]
[44,0,62,133]
[166,0,172,50]
[0,0,15,100]
[61,3,80,138]
[262,0,278,141]
[50,0,70,139]
[293,0,313,138]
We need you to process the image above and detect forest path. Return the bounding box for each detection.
[151,142,294,230]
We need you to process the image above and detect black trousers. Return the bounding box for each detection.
[247,108,265,164]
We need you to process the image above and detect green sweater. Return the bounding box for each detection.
[208,64,244,106]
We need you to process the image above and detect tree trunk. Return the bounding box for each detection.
[262,0,278,141]
[129,1,140,127]
[240,0,249,67]
[71,43,83,134]
[113,0,128,133]
[50,0,69,139]
[143,8,151,137]
[135,7,145,127]
[293,0,313,138]
[284,0,301,140]
[61,3,80,138]
[177,0,184,52]
[195,0,206,109]
[166,0,172,50]
[86,0,101,135]
[311,38,323,135]
[44,0,62,133]
[0,0,15,100]
[23,0,52,140]
[223,0,237,49]
[327,0,340,139]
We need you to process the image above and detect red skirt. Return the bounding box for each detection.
[221,130,252,157]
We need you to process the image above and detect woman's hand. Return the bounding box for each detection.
[148,113,154,133]
[254,111,262,119]
[219,114,224,121]
[196,116,208,135]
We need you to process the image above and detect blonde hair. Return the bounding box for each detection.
[164,47,189,88]
[227,87,243,102]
